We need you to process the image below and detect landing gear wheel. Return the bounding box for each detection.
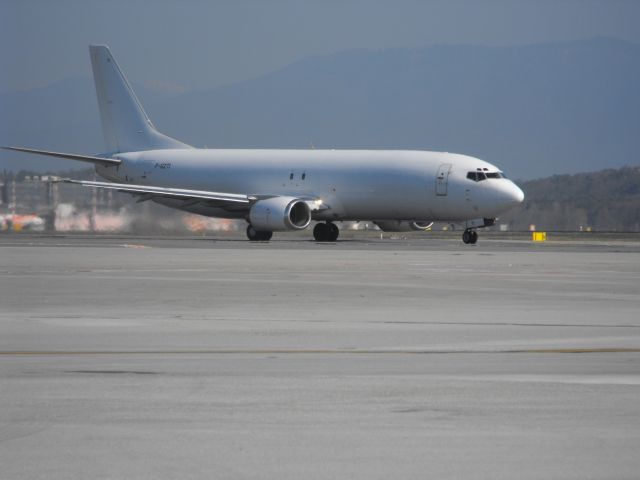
[313,223,329,241]
[247,225,272,241]
[327,223,339,242]
[462,229,478,245]
[313,222,338,242]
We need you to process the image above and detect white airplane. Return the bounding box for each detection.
[4,45,524,244]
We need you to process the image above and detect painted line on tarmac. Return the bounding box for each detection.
[0,348,638,356]
[0,242,151,248]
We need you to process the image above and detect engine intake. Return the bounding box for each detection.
[374,220,434,232]
[249,197,311,231]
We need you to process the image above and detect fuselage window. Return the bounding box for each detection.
[289,173,294,180]
[301,173,306,180]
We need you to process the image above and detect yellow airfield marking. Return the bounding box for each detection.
[0,348,638,356]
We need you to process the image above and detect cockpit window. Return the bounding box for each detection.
[467,171,484,181]
[467,170,505,181]
[466,171,487,181]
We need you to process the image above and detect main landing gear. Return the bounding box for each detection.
[246,222,339,242]
[462,229,478,245]
[246,225,272,241]
[313,222,339,242]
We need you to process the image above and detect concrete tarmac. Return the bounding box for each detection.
[1,233,639,479]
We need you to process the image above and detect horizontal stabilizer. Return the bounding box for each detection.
[2,146,121,166]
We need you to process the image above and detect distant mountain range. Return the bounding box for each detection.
[2,37,639,178]
[501,166,640,231]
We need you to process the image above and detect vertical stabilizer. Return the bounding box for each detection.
[89,45,191,153]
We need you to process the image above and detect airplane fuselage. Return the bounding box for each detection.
[97,148,523,223]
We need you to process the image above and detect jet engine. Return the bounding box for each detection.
[249,196,312,231]
[374,220,434,232]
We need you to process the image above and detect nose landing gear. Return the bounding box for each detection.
[461,218,495,245]
[462,229,478,245]
[313,222,339,242]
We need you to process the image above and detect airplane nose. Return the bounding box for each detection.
[511,183,525,205]
[491,181,525,213]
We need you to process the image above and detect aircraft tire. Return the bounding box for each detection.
[247,225,259,241]
[313,223,329,241]
[247,225,272,241]
[462,229,478,245]
[327,222,339,242]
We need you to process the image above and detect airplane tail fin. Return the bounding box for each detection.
[89,45,191,153]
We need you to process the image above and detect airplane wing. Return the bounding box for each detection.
[2,146,121,166]
[59,178,328,213]
[60,178,255,207]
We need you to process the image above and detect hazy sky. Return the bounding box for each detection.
[2,0,639,93]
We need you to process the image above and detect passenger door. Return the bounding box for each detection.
[435,164,452,196]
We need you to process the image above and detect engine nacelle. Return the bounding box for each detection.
[374,220,434,232]
[249,197,311,231]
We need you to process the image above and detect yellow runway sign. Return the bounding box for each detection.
[532,231,547,242]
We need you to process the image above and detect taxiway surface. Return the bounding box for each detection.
[1,233,639,479]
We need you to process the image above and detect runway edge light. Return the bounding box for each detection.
[532,231,547,242]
